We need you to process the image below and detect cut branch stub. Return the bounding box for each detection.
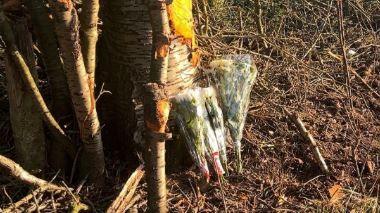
[143,83,170,133]
[283,108,329,174]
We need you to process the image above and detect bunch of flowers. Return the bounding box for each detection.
[173,54,258,178]
[172,87,226,181]
[210,55,258,173]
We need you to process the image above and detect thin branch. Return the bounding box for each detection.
[254,0,268,48]
[283,108,330,174]
[351,68,380,99]
[0,155,63,190]
[337,0,352,107]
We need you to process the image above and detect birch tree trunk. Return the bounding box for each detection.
[24,0,71,120]
[48,0,104,183]
[97,0,151,153]
[79,0,99,93]
[3,16,46,173]
[24,0,73,173]
[98,0,198,159]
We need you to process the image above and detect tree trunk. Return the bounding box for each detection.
[24,0,71,120]
[24,0,73,173]
[144,0,171,211]
[97,0,151,154]
[3,16,46,173]
[48,0,104,183]
[98,0,198,162]
[79,0,99,93]
[144,84,169,213]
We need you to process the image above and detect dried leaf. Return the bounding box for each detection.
[167,0,194,40]
[167,0,200,63]
[328,184,344,204]
[366,161,375,174]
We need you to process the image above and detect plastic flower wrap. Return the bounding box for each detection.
[172,88,210,181]
[202,103,225,177]
[210,55,258,173]
[173,87,226,180]
[202,87,228,173]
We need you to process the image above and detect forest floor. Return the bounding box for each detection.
[1,0,380,212]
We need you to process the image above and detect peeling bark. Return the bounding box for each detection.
[48,0,104,183]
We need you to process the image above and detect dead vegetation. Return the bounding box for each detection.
[1,0,379,212]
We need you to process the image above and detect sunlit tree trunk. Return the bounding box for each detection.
[24,0,73,173]
[144,0,171,211]
[80,0,99,93]
[3,16,46,173]
[48,0,104,183]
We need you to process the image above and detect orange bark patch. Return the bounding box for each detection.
[146,99,170,133]
[155,43,169,58]
[191,50,200,67]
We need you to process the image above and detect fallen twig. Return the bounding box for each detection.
[0,155,63,190]
[106,165,145,213]
[283,108,330,174]
[337,0,352,107]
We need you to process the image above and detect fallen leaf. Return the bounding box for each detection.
[366,161,375,174]
[328,184,344,204]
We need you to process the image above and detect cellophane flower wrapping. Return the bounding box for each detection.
[202,87,228,174]
[210,55,258,173]
[173,87,226,180]
[172,88,210,181]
